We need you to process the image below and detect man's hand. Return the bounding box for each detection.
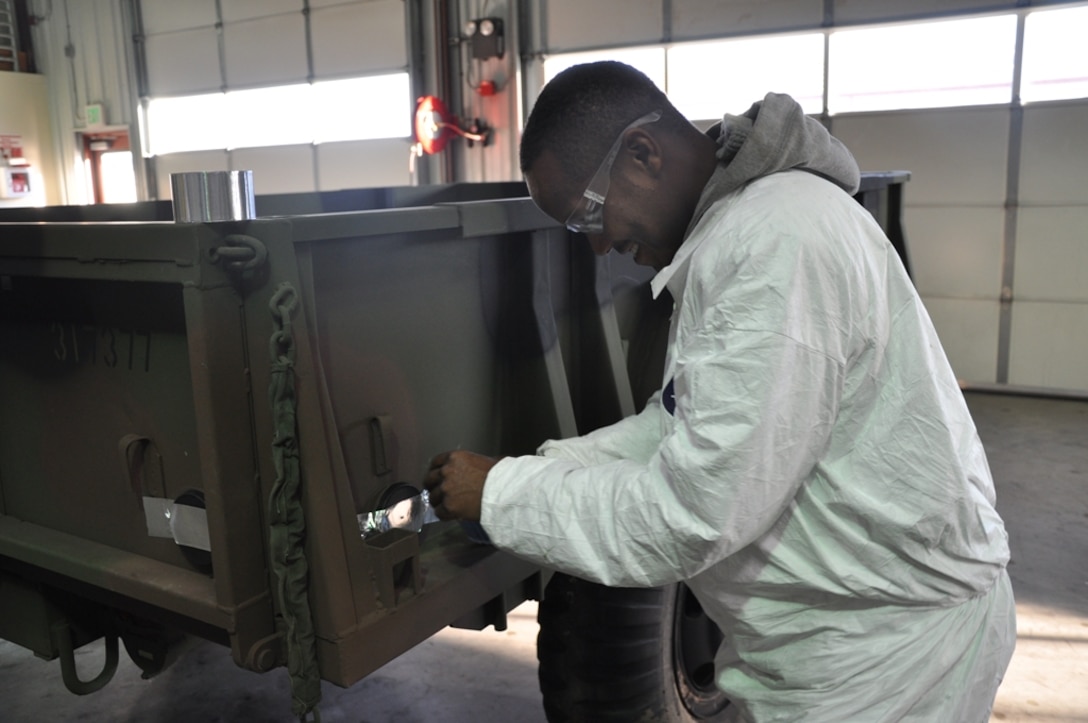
[423,450,498,522]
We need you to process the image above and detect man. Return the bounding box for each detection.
[425,61,1015,721]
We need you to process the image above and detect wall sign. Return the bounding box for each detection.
[1,133,32,199]
[0,133,25,161]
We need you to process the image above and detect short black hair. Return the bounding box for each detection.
[520,61,684,184]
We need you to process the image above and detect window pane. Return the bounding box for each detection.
[146,93,228,155]
[100,151,138,204]
[313,74,411,143]
[668,34,825,120]
[1022,5,1088,103]
[543,47,666,90]
[224,84,314,149]
[829,15,1017,113]
[145,74,412,154]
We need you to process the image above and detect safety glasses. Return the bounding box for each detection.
[564,110,662,235]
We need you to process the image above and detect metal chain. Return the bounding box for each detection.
[269,283,298,365]
[209,234,268,271]
[267,282,322,723]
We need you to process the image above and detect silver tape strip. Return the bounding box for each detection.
[142,496,212,551]
[170,504,211,551]
[358,490,440,540]
[143,496,174,538]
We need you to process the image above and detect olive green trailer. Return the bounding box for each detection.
[0,173,908,721]
[0,193,618,697]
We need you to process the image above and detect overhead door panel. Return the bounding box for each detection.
[1009,302,1088,389]
[219,0,301,23]
[311,0,407,77]
[317,140,412,191]
[223,13,308,88]
[1020,102,1088,206]
[545,0,662,50]
[832,106,1010,385]
[833,108,1009,206]
[672,0,823,39]
[230,145,316,194]
[140,0,216,34]
[833,0,1017,24]
[140,0,409,195]
[144,28,222,96]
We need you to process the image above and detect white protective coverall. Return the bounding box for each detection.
[482,94,1016,721]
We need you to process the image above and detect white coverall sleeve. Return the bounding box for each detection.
[482,302,843,588]
[536,392,665,466]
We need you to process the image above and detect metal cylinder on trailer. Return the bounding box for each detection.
[170,170,255,223]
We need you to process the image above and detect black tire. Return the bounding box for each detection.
[537,573,732,722]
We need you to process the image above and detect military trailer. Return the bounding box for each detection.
[0,172,907,721]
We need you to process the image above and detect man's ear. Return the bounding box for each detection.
[624,128,664,179]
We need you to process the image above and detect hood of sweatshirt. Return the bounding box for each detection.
[650,93,861,300]
[687,92,860,235]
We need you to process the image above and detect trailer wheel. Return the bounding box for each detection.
[537,573,731,722]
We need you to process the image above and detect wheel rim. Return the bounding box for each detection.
[672,583,730,718]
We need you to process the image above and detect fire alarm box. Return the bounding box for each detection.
[1,166,32,198]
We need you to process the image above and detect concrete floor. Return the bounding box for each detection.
[0,602,547,722]
[971,392,1088,723]
[0,391,1085,722]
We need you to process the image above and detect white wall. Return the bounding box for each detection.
[27,0,140,204]
[0,71,59,207]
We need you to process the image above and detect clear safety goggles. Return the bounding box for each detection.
[564,110,662,235]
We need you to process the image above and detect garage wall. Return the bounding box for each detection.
[141,0,413,197]
[17,0,1086,391]
[831,108,1009,385]
[793,102,1085,392]
[538,0,1076,51]
[820,100,1088,393]
[529,0,1088,393]
[1009,102,1088,390]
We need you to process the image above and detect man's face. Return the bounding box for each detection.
[526,146,685,272]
